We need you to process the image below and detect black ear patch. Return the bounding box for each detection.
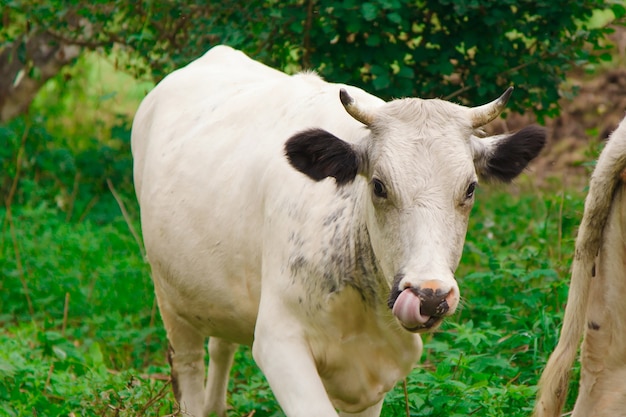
[285,128,360,185]
[485,125,546,182]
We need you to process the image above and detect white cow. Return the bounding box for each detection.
[533,114,626,417]
[131,45,546,417]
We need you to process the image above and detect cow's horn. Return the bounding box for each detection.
[340,88,375,126]
[469,87,513,128]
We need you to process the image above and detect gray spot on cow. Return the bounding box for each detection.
[286,185,385,311]
[323,206,346,226]
[339,186,355,200]
[289,255,307,275]
[288,231,305,250]
[351,227,382,303]
[323,271,339,293]
[588,321,601,331]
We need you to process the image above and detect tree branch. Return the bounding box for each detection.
[0,30,81,122]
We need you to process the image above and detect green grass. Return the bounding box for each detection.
[0,201,175,416]
[0,178,589,417]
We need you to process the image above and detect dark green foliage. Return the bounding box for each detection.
[0,322,175,416]
[299,0,612,120]
[0,117,133,221]
[1,0,620,120]
[0,202,174,415]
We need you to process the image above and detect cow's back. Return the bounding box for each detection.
[131,45,380,344]
[131,45,287,197]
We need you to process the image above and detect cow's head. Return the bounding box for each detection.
[285,88,545,332]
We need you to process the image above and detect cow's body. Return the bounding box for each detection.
[534,115,626,417]
[132,45,545,417]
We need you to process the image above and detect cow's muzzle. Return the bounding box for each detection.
[388,277,458,332]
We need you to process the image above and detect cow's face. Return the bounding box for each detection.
[285,89,545,332]
[362,105,478,332]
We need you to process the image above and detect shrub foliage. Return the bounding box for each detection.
[1,0,623,119]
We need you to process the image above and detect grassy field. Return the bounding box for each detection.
[0,53,598,416]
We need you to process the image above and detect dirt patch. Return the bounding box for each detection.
[488,67,626,188]
[484,27,626,188]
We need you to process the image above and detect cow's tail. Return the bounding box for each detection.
[532,114,626,417]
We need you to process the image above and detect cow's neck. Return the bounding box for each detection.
[331,180,389,308]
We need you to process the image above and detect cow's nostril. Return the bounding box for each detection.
[414,287,451,317]
[434,299,449,316]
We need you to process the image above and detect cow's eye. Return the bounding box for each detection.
[372,178,387,199]
[465,182,477,199]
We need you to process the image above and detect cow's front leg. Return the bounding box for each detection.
[154,281,206,417]
[203,337,237,417]
[164,319,205,416]
[253,298,339,417]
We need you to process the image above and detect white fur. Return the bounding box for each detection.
[132,45,536,417]
[533,114,626,417]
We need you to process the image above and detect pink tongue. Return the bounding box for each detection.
[392,288,431,328]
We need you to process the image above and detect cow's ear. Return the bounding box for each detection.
[473,125,546,182]
[285,128,361,185]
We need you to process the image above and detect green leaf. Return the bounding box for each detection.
[88,342,104,366]
[0,358,16,378]
[370,64,387,76]
[372,72,391,90]
[366,34,381,46]
[53,345,67,361]
[379,0,401,9]
[361,2,378,21]
[290,20,303,34]
[387,12,402,24]
[599,52,613,62]
[612,3,626,18]
[397,65,414,79]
